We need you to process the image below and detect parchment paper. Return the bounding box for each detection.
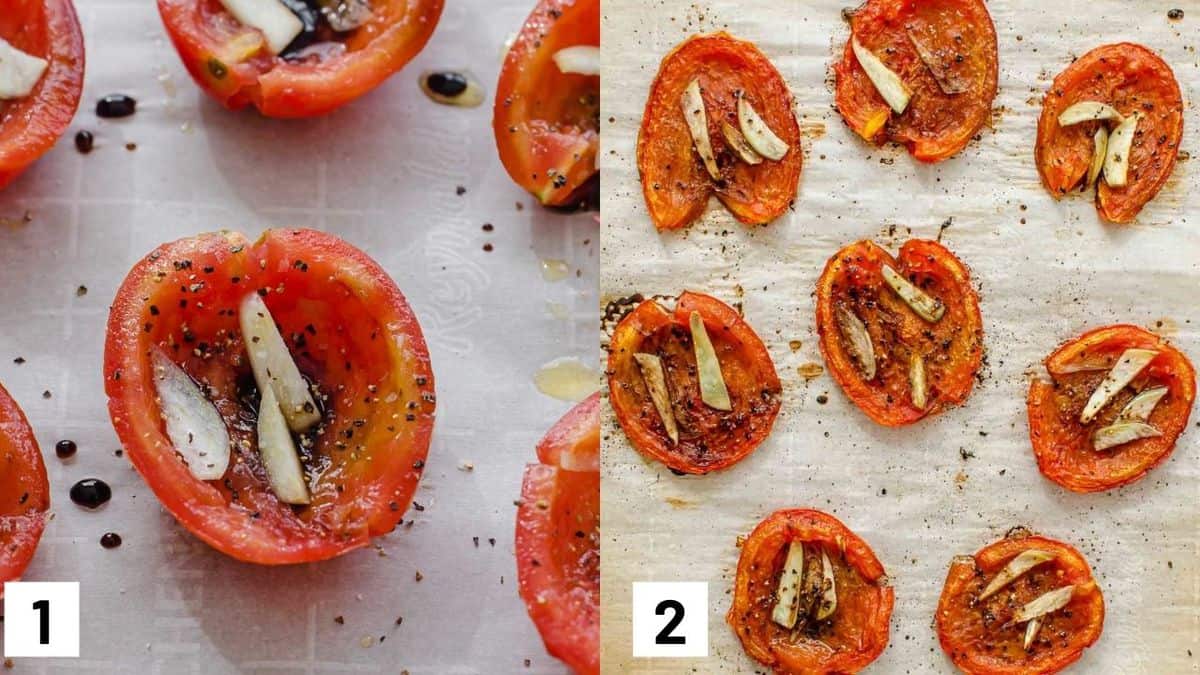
[600,1,1199,672]
[0,0,597,672]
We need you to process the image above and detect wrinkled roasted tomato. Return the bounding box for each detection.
[516,393,599,675]
[816,239,983,427]
[494,0,598,208]
[0,382,49,587]
[637,32,802,230]
[833,0,998,162]
[157,0,442,117]
[936,529,1104,674]
[1035,43,1183,223]
[0,0,84,189]
[104,229,435,564]
[606,291,782,475]
[1027,325,1195,493]
[727,509,894,674]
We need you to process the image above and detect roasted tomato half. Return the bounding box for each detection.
[0,382,49,587]
[1027,325,1195,493]
[936,529,1104,674]
[1034,43,1183,223]
[516,393,599,675]
[0,0,84,190]
[727,509,894,674]
[816,239,983,427]
[104,229,435,564]
[607,291,782,475]
[494,0,598,208]
[833,0,998,162]
[157,0,442,118]
[637,32,802,230]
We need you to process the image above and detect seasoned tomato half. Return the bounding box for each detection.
[936,529,1104,674]
[727,509,894,674]
[637,32,802,230]
[0,381,49,587]
[104,229,435,564]
[816,239,983,427]
[516,393,599,675]
[607,291,782,475]
[157,0,442,118]
[0,0,84,190]
[1027,325,1195,493]
[1035,43,1183,223]
[833,0,998,162]
[494,0,599,208]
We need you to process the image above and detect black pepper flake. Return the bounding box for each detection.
[412,501,425,512]
[334,615,345,625]
[13,357,24,365]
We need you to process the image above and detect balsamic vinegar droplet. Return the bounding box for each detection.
[96,94,137,119]
[55,439,78,459]
[74,131,94,154]
[419,71,485,107]
[100,532,122,549]
[70,478,112,509]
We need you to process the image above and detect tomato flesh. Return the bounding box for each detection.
[0,381,49,586]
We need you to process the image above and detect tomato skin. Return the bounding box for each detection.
[0,0,84,189]
[1034,43,1183,223]
[638,32,802,230]
[104,229,435,564]
[156,0,443,118]
[0,381,49,587]
[936,532,1104,675]
[1027,325,1195,493]
[727,509,894,674]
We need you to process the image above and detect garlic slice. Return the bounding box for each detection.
[1058,101,1124,127]
[633,353,680,444]
[720,121,764,165]
[1117,386,1168,423]
[851,37,911,114]
[680,78,721,180]
[217,0,303,55]
[1093,421,1161,452]
[909,354,927,410]
[257,384,311,504]
[979,549,1056,600]
[771,541,806,629]
[1080,348,1158,424]
[881,264,945,323]
[736,96,789,161]
[0,38,49,100]
[689,311,732,411]
[836,306,876,380]
[552,45,600,76]
[1103,112,1140,188]
[1013,585,1075,624]
[1023,617,1042,650]
[815,549,838,621]
[151,347,231,481]
[1087,126,1108,189]
[239,293,322,432]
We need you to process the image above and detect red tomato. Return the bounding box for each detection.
[157,0,442,118]
[0,381,49,587]
[0,0,84,189]
[516,393,599,675]
[104,229,435,564]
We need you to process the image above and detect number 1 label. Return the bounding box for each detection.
[632,581,708,658]
[3,582,79,657]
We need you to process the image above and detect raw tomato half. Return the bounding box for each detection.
[0,0,84,190]
[816,239,983,427]
[104,229,435,564]
[157,0,442,118]
[1027,325,1195,493]
[0,381,49,586]
[516,393,599,675]
[607,291,782,475]
[638,32,802,230]
[936,530,1104,674]
[727,509,894,674]
[494,0,599,208]
[1035,43,1183,223]
[833,0,998,162]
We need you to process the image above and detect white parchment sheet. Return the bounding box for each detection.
[0,0,597,672]
[601,1,1199,672]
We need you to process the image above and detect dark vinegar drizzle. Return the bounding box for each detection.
[426,72,468,98]
[70,478,112,509]
[55,439,78,459]
[100,532,122,549]
[96,94,136,119]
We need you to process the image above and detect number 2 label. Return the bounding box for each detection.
[632,581,708,658]
[3,582,79,658]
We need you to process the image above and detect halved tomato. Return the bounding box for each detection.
[637,32,802,230]
[516,393,599,675]
[936,529,1104,674]
[1035,43,1183,223]
[494,0,598,208]
[816,239,983,426]
[606,291,782,475]
[727,509,894,674]
[104,229,435,564]
[0,0,84,189]
[1027,324,1195,493]
[833,0,998,162]
[0,381,49,588]
[157,0,443,118]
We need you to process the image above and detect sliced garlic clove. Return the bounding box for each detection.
[836,306,876,380]
[257,384,311,505]
[851,36,911,114]
[906,28,969,95]
[1102,112,1140,188]
[1117,386,1168,423]
[218,0,304,55]
[1093,421,1162,452]
[1080,348,1158,424]
[0,38,49,100]
[633,353,680,444]
[800,545,824,618]
[240,293,322,432]
[815,549,838,621]
[881,264,945,323]
[680,78,721,181]
[151,347,231,481]
[1013,585,1075,624]
[1087,126,1108,189]
[1058,101,1124,126]
[720,121,764,165]
[909,354,928,410]
[771,541,806,629]
[1023,617,1042,650]
[979,549,1056,600]
[689,311,732,411]
[736,96,789,161]
[552,45,600,76]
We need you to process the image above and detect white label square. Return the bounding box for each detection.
[631,581,708,658]
[3,582,80,657]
